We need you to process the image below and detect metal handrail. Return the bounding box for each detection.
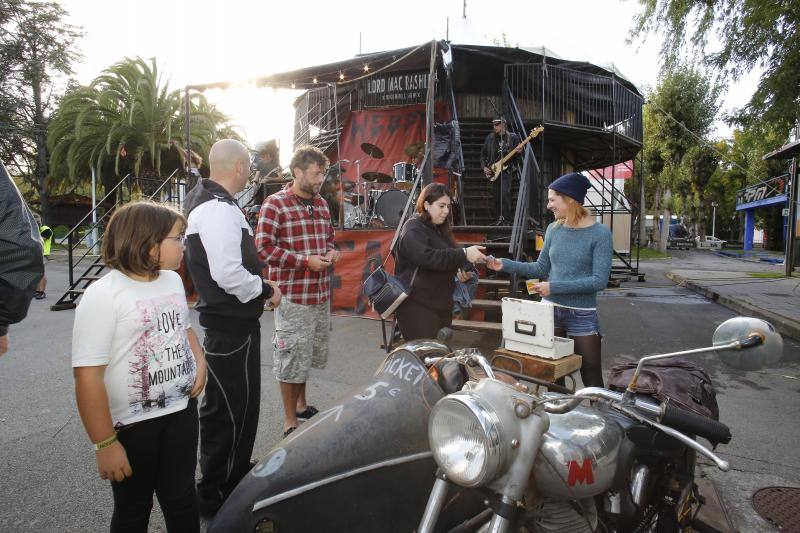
[57,173,132,245]
[293,88,351,148]
[446,67,467,225]
[70,170,181,267]
[504,82,542,261]
[505,63,643,144]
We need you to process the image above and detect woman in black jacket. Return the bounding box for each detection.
[395,183,486,340]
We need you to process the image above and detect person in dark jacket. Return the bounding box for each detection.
[183,139,282,516]
[394,183,487,341]
[480,117,522,225]
[0,161,44,356]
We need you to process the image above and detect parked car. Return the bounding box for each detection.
[696,235,727,249]
[667,224,695,250]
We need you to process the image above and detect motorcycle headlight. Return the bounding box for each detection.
[428,394,504,487]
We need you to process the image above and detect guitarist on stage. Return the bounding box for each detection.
[481,116,522,225]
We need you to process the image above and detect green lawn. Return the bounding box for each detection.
[632,246,669,259]
[747,271,788,278]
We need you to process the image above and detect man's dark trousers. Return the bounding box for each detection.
[196,328,260,511]
[491,169,514,222]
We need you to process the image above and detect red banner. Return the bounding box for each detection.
[586,160,634,180]
[336,105,427,180]
[332,229,395,318]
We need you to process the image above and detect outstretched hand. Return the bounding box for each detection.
[485,256,504,271]
[464,245,487,264]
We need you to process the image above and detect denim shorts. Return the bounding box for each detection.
[553,305,602,337]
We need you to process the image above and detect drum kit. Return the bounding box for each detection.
[343,141,422,229]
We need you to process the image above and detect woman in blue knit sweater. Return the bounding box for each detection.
[487,172,613,387]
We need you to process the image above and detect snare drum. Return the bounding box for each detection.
[393,162,415,191]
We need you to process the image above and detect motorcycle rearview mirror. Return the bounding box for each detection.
[625,317,783,396]
[712,316,783,370]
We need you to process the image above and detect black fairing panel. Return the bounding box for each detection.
[209,342,482,532]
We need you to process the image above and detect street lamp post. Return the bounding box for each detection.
[711,202,718,239]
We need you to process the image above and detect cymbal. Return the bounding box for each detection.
[362,172,393,183]
[404,141,425,157]
[361,142,384,159]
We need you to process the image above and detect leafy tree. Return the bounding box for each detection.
[681,144,720,237]
[0,0,82,219]
[48,57,242,198]
[629,0,800,129]
[642,65,720,251]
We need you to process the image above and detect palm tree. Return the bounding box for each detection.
[49,56,241,197]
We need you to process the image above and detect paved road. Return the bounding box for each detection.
[0,251,797,531]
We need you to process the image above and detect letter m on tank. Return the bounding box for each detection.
[566,458,594,486]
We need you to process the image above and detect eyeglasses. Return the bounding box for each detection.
[164,233,186,244]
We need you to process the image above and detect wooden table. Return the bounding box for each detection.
[491,348,582,382]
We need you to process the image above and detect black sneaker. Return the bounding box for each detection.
[296,406,319,420]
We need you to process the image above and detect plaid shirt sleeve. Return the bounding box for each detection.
[255,196,308,270]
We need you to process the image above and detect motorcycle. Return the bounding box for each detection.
[417,316,783,533]
[208,317,782,532]
[208,338,491,533]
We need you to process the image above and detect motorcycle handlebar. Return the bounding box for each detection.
[660,403,732,444]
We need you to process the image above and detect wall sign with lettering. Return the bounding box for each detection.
[362,70,429,107]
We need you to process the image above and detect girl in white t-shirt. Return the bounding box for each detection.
[72,201,207,532]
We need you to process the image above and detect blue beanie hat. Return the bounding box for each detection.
[549,172,591,204]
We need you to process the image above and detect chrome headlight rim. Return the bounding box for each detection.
[429,393,505,487]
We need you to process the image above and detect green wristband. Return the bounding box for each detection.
[92,432,118,451]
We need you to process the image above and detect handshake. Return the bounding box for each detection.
[463,246,503,271]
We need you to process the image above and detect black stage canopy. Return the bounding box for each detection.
[186,41,642,97]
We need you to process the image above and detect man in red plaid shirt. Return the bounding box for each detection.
[255,146,340,437]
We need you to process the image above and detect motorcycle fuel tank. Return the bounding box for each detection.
[209,341,483,533]
[532,404,625,500]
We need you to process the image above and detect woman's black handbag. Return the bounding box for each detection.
[362,265,417,320]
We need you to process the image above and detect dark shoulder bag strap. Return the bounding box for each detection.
[379,158,426,352]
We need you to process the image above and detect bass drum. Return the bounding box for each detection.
[374,190,409,227]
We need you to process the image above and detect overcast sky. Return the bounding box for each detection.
[59,0,759,157]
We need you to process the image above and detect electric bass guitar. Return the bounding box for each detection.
[487,126,544,182]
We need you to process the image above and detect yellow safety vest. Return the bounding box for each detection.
[40,225,52,256]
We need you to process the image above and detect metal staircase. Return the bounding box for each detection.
[51,171,185,311]
[450,86,544,335]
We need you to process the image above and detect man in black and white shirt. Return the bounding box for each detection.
[184,139,281,516]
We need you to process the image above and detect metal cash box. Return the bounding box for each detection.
[501,298,574,359]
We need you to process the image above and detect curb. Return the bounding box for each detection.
[666,272,800,341]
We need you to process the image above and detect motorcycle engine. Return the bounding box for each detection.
[521,497,597,533]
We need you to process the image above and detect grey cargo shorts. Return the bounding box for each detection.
[272,298,330,383]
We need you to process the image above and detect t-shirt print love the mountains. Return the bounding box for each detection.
[128,294,196,416]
